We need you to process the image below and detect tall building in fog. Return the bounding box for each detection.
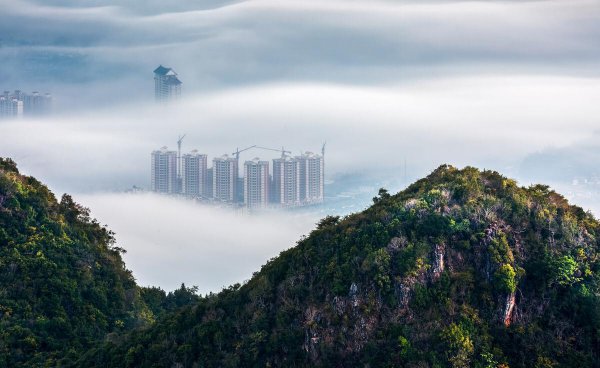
[213,155,238,202]
[182,150,207,197]
[272,155,300,206]
[0,90,51,119]
[297,152,324,203]
[0,93,23,119]
[149,140,325,207]
[151,147,178,193]
[244,158,269,208]
[205,168,213,198]
[154,65,182,102]
[23,92,52,116]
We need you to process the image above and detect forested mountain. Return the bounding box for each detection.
[0,158,200,367]
[77,165,600,368]
[1,158,599,367]
[0,158,150,366]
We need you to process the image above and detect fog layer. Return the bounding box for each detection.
[1,0,599,292]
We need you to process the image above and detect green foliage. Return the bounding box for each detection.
[494,263,517,293]
[0,159,152,367]
[372,187,391,204]
[551,256,582,287]
[362,248,391,290]
[316,215,340,229]
[441,322,475,368]
[2,160,600,368]
[77,164,598,368]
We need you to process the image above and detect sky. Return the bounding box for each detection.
[1,0,600,292]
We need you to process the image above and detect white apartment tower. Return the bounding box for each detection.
[213,155,238,202]
[154,65,182,102]
[0,91,23,119]
[272,156,300,206]
[151,147,178,193]
[182,150,207,197]
[244,158,269,208]
[297,152,324,203]
[0,98,22,119]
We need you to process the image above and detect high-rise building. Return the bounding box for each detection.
[272,155,300,206]
[182,150,207,197]
[0,90,51,119]
[244,158,269,208]
[297,152,324,203]
[213,155,238,202]
[151,147,178,193]
[23,92,52,116]
[0,94,23,119]
[154,65,182,102]
[205,168,213,198]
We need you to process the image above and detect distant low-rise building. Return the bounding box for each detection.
[151,147,178,193]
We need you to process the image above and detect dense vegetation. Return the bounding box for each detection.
[2,158,599,367]
[0,158,198,367]
[78,165,600,367]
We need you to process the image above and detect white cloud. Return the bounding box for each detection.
[75,192,318,293]
[1,75,599,193]
[2,0,600,292]
[3,0,600,97]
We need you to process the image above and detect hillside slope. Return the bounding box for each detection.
[0,158,154,367]
[79,165,600,368]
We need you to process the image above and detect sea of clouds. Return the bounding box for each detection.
[1,0,600,292]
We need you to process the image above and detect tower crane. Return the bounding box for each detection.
[177,134,186,181]
[255,146,291,158]
[232,145,256,161]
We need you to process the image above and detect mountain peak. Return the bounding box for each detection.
[80,165,600,367]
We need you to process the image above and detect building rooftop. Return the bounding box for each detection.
[246,157,268,165]
[164,76,182,85]
[153,65,178,76]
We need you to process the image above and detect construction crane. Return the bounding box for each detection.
[255,145,291,158]
[232,145,256,161]
[177,134,186,181]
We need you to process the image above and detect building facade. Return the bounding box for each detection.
[244,158,270,208]
[182,151,207,197]
[213,155,238,202]
[0,95,23,119]
[0,90,51,119]
[272,156,300,206]
[149,142,325,208]
[154,65,182,102]
[151,147,178,193]
[297,152,324,203]
[23,92,52,116]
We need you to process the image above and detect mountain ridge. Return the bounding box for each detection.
[79,164,600,367]
[1,158,599,367]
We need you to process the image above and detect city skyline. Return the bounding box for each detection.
[150,139,325,209]
[0,90,52,119]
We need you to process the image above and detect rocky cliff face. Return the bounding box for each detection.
[62,165,600,367]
